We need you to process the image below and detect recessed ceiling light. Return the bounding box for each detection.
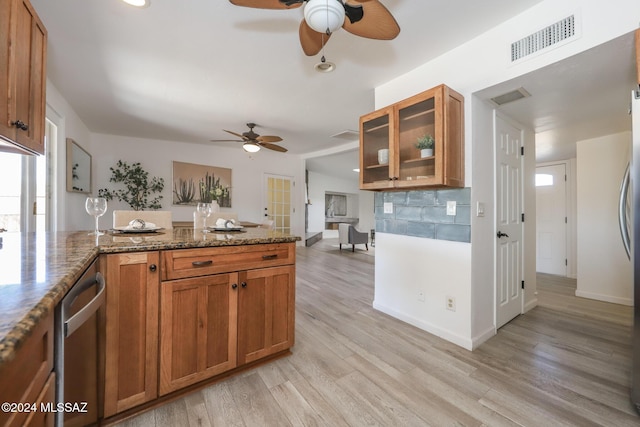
[122,0,150,8]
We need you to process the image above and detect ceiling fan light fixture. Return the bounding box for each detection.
[121,0,150,7]
[304,0,345,34]
[315,55,336,72]
[243,142,261,153]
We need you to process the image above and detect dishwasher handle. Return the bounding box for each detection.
[62,272,106,337]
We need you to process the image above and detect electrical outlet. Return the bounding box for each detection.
[417,291,425,302]
[477,202,485,217]
[446,296,456,311]
[446,201,457,216]
[383,202,393,214]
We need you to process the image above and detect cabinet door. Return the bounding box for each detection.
[159,273,238,395]
[238,265,295,365]
[0,0,46,154]
[396,88,440,186]
[103,252,159,417]
[360,106,395,190]
[0,0,16,143]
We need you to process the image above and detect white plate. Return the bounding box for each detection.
[113,226,163,233]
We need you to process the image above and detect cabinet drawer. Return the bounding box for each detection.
[162,243,295,280]
[0,309,53,427]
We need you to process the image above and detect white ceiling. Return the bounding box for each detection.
[31,0,543,156]
[32,1,633,182]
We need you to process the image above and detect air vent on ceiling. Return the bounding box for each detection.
[331,130,359,141]
[511,15,575,62]
[491,87,531,106]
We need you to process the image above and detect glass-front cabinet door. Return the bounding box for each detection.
[396,91,439,186]
[359,84,464,191]
[359,107,394,190]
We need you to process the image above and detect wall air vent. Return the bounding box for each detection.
[330,130,359,141]
[491,87,531,106]
[511,15,575,62]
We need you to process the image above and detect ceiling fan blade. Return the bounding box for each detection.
[342,0,400,40]
[228,0,302,9]
[223,129,248,140]
[299,19,331,56]
[260,142,288,152]
[210,139,243,142]
[256,135,283,143]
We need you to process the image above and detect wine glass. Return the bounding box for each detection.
[85,197,107,236]
[197,202,212,233]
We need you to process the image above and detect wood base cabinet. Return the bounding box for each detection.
[0,309,54,427]
[360,84,464,190]
[238,266,295,365]
[159,272,238,395]
[159,244,296,394]
[103,252,159,418]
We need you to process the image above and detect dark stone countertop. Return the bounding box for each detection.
[0,227,300,365]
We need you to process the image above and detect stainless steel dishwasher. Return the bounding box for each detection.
[54,260,105,426]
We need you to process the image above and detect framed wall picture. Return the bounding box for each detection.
[66,138,92,194]
[172,161,232,207]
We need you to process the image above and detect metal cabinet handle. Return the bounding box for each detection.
[149,264,157,272]
[241,282,247,288]
[192,260,213,267]
[11,120,28,131]
[232,283,238,289]
[262,254,278,260]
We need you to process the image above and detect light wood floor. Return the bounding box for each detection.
[115,240,638,426]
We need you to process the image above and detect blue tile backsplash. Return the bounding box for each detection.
[374,189,471,243]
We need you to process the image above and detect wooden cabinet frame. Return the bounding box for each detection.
[360,84,464,190]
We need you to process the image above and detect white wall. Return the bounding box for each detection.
[576,132,632,305]
[374,233,472,349]
[307,170,374,233]
[90,133,306,240]
[46,80,306,237]
[372,0,638,348]
[46,80,94,231]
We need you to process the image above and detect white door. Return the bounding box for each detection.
[536,163,567,275]
[495,113,524,329]
[264,174,294,234]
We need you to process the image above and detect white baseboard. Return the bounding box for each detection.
[372,301,474,351]
[524,297,538,313]
[471,326,496,350]
[574,290,633,306]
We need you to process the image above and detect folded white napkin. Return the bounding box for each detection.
[215,218,237,228]
[128,219,157,230]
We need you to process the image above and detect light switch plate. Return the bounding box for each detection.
[383,202,393,214]
[477,202,485,217]
[446,201,456,216]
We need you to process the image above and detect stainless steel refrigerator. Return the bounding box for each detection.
[631,88,640,412]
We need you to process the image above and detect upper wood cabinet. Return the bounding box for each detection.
[0,0,47,155]
[359,84,464,190]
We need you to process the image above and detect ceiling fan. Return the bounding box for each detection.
[229,0,400,56]
[210,123,287,153]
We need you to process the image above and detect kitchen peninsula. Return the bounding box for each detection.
[0,227,300,424]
